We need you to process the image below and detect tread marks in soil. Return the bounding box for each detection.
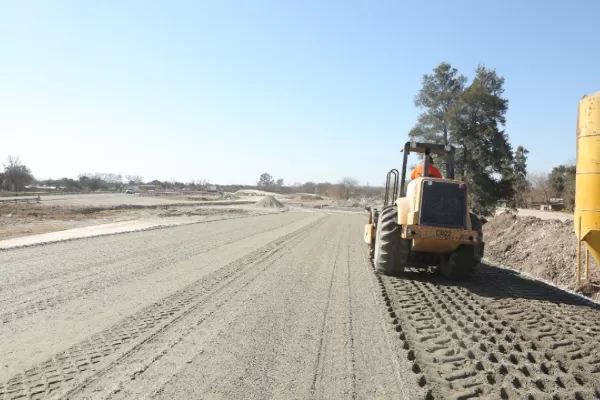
[309,225,355,400]
[367,255,600,399]
[398,279,592,399]
[364,251,435,399]
[346,227,358,399]
[0,217,304,325]
[470,268,600,394]
[0,218,323,400]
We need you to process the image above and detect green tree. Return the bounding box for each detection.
[548,164,576,210]
[513,146,529,176]
[409,62,467,146]
[511,145,531,207]
[548,164,576,196]
[411,63,515,215]
[450,65,514,215]
[564,179,576,211]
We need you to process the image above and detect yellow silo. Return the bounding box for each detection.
[575,91,600,279]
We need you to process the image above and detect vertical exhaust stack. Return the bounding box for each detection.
[575,91,600,269]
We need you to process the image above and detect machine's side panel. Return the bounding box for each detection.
[396,197,411,226]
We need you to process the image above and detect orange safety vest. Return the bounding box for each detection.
[411,163,442,180]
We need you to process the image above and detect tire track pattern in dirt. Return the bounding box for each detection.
[473,267,600,386]
[0,218,323,400]
[0,213,290,300]
[309,225,357,400]
[365,249,600,399]
[0,217,304,325]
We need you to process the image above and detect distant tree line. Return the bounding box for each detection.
[252,173,380,200]
[0,156,380,201]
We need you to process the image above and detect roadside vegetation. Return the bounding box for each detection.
[0,158,381,202]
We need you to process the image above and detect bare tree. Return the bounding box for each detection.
[3,156,34,191]
[529,172,551,204]
[339,177,359,200]
[125,175,143,185]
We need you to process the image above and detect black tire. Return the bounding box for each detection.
[439,213,483,280]
[440,245,478,280]
[469,212,485,260]
[374,205,408,276]
[469,212,483,239]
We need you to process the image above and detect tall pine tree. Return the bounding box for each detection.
[512,145,530,208]
[410,62,519,216]
[409,62,467,172]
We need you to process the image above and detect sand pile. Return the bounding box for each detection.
[484,211,600,299]
[254,196,285,209]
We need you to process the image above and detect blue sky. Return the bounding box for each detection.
[1,0,598,186]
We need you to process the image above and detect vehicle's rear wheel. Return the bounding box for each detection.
[439,245,479,280]
[374,205,409,276]
[439,213,483,280]
[469,212,485,260]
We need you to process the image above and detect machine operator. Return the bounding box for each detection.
[411,155,442,180]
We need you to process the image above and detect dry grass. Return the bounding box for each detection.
[0,202,251,241]
[0,225,72,241]
[0,204,134,241]
[0,204,126,221]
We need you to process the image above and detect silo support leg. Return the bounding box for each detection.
[585,247,589,280]
[577,216,582,284]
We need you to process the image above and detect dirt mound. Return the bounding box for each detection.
[483,211,518,238]
[484,212,600,299]
[254,196,285,209]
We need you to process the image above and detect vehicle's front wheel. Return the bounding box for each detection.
[374,205,408,276]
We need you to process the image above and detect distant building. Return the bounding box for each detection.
[540,203,565,211]
[24,185,58,191]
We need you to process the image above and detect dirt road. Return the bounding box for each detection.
[0,212,417,400]
[1,212,599,399]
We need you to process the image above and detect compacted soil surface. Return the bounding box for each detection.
[1,212,599,399]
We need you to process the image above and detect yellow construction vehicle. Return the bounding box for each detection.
[364,141,485,279]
